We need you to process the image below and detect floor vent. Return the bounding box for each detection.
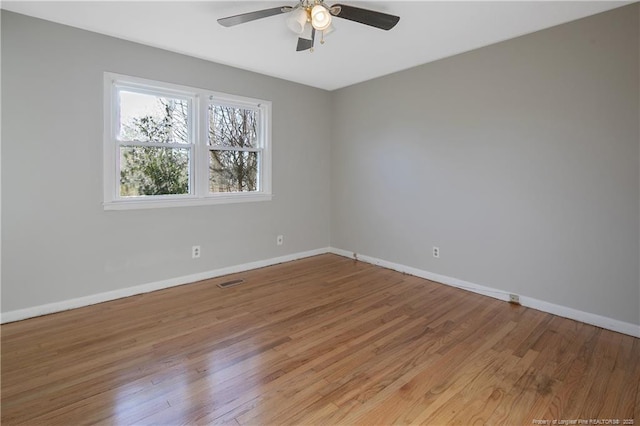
[217,279,245,289]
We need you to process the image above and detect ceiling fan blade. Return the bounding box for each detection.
[331,4,399,30]
[296,28,316,52]
[218,6,292,27]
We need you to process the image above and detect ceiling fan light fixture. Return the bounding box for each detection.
[217,2,400,53]
[311,4,331,31]
[286,7,308,34]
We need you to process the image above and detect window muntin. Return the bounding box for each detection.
[104,73,272,209]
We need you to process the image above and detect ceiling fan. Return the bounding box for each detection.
[217,1,400,52]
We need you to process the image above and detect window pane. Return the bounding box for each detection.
[119,91,189,144]
[209,104,258,148]
[209,150,258,193]
[120,146,190,196]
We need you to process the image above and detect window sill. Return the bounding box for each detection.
[103,193,273,210]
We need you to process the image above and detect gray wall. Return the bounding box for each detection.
[3,5,639,327]
[331,4,639,325]
[1,11,331,312]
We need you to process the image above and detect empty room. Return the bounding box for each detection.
[1,1,639,424]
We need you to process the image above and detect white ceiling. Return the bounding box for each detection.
[2,1,630,90]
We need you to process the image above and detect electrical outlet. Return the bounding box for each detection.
[192,245,201,259]
[432,246,440,258]
[276,235,284,246]
[509,294,520,305]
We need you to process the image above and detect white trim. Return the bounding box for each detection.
[258,101,272,195]
[115,141,192,149]
[196,92,208,196]
[103,72,115,204]
[3,246,638,338]
[103,192,273,210]
[328,247,640,338]
[207,146,261,153]
[0,248,328,324]
[113,77,198,99]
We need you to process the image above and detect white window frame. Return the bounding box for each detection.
[103,72,272,210]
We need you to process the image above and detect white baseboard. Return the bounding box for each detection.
[328,247,640,338]
[0,248,329,324]
[3,246,638,338]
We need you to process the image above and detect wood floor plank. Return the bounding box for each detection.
[362,319,519,425]
[2,254,638,425]
[521,317,587,421]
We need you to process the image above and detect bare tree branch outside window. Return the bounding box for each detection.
[119,96,190,196]
[208,105,259,193]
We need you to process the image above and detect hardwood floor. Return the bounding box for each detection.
[2,254,638,425]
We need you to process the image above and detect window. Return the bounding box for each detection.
[208,103,261,193]
[104,73,271,210]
